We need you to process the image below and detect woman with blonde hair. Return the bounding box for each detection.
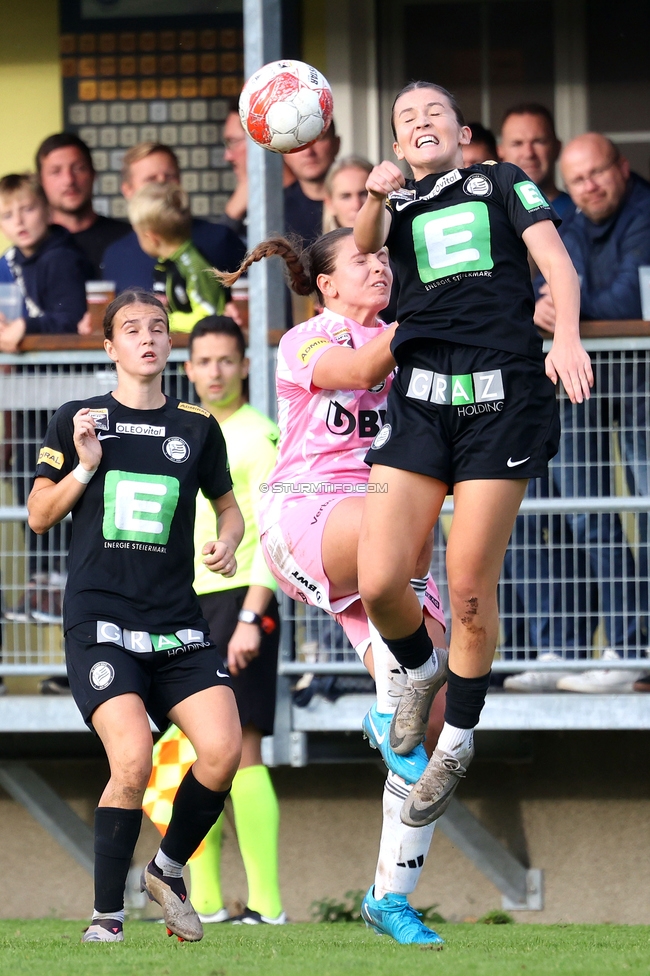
[323,155,373,231]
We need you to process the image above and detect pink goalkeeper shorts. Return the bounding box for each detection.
[261,493,445,659]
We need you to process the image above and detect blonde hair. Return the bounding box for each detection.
[323,155,373,232]
[121,142,179,185]
[127,182,191,242]
[0,172,47,207]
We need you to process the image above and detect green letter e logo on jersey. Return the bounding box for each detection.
[412,202,493,283]
[103,471,180,545]
[514,180,548,211]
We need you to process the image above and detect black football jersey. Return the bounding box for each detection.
[385,162,559,360]
[34,393,232,634]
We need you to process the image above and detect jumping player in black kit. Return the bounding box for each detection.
[27,290,244,943]
[354,82,593,830]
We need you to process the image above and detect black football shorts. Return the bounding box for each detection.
[65,620,233,732]
[365,339,560,486]
[199,588,280,737]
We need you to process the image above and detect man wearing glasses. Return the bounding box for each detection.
[531,133,650,693]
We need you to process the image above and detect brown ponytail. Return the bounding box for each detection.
[214,227,353,304]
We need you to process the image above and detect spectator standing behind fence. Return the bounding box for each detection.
[128,183,226,333]
[215,101,298,245]
[36,133,131,279]
[143,316,284,925]
[495,106,577,687]
[101,143,246,303]
[283,123,341,246]
[0,174,90,682]
[462,122,498,166]
[216,100,336,250]
[523,134,650,693]
[499,105,574,219]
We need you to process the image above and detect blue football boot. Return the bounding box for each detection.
[362,704,428,784]
[361,886,444,947]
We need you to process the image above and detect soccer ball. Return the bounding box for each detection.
[239,59,333,154]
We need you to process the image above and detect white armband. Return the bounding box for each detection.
[72,463,97,485]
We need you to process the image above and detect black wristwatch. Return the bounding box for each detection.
[238,609,262,627]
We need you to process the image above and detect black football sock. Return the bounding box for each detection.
[383,618,433,670]
[444,668,492,729]
[160,765,229,867]
[93,806,142,913]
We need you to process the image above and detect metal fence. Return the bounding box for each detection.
[0,339,648,677]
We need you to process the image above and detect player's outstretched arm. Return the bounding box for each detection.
[202,490,245,578]
[28,408,102,534]
[311,321,398,391]
[522,220,593,404]
[354,161,402,253]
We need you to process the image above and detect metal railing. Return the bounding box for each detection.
[0,339,648,678]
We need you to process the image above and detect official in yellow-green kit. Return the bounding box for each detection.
[143,315,284,925]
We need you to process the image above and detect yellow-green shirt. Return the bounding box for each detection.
[156,239,227,334]
[193,403,279,596]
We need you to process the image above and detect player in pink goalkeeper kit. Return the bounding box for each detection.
[218,227,448,946]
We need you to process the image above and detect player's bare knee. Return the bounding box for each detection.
[195,741,240,789]
[359,573,395,615]
[111,754,152,795]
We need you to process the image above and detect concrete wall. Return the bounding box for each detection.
[1,731,649,923]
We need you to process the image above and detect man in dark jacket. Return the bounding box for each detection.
[36,132,131,280]
[102,143,246,296]
[510,135,650,692]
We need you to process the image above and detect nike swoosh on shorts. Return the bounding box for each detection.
[507,456,531,467]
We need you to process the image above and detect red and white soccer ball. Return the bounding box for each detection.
[239,59,333,154]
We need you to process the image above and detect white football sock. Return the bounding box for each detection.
[368,620,403,714]
[407,577,439,680]
[374,771,436,899]
[410,576,428,608]
[371,576,437,703]
[406,650,438,682]
[92,909,125,923]
[154,848,184,878]
[437,722,474,756]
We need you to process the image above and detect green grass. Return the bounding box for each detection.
[0,920,648,976]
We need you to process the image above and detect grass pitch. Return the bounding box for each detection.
[0,920,648,976]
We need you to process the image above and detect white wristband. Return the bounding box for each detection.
[72,463,97,485]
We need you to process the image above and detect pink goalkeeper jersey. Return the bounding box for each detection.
[259,309,392,533]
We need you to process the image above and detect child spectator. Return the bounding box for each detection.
[127,182,226,333]
[0,173,89,353]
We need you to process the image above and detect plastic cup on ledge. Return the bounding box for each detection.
[0,283,23,321]
[85,281,116,334]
